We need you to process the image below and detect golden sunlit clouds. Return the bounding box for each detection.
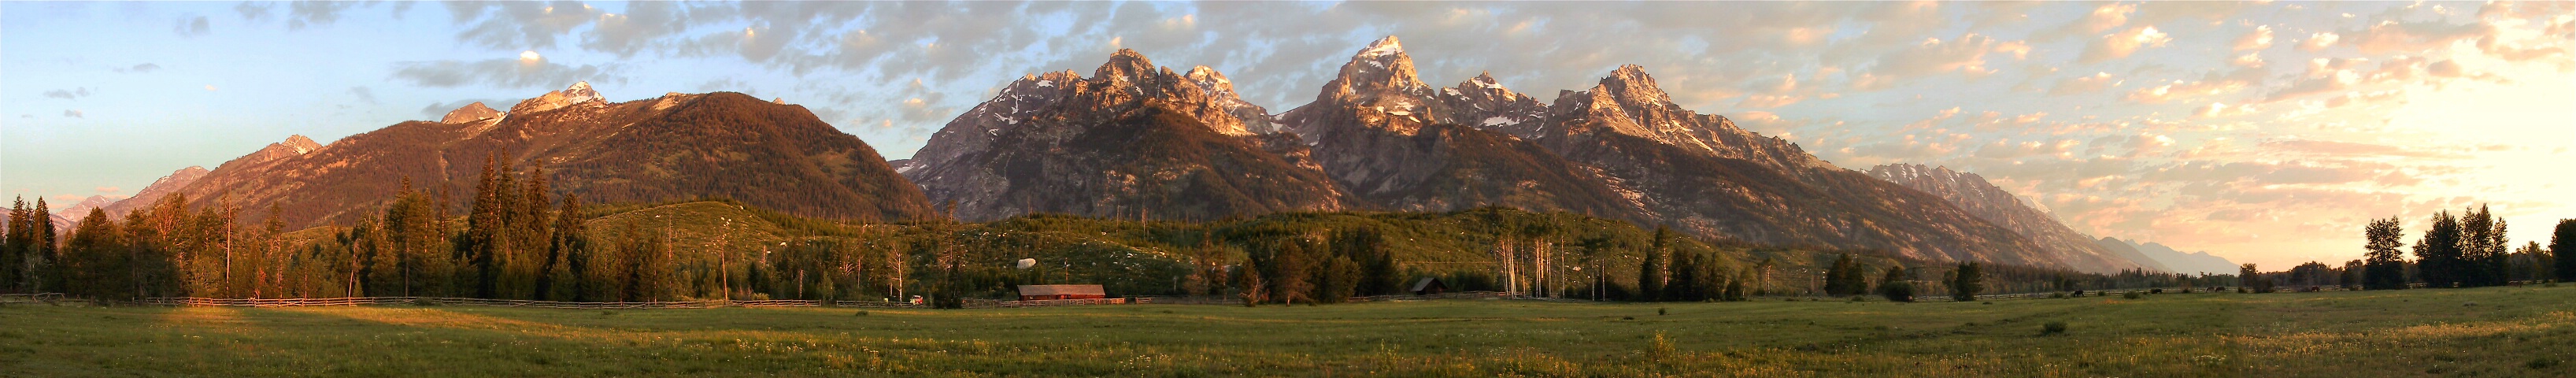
[520,50,542,63]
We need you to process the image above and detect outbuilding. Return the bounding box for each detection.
[1408,277,1449,295]
[1016,284,1107,301]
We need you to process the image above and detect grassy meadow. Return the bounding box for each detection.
[2,286,2570,377]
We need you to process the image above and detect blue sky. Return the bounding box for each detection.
[6,2,2571,268]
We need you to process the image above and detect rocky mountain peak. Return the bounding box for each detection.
[1320,35,1430,102]
[510,81,609,115]
[1095,49,1160,83]
[282,135,321,153]
[1598,65,1675,105]
[1184,65,1234,92]
[1440,72,1548,137]
[217,135,324,171]
[441,102,502,124]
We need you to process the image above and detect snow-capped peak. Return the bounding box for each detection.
[1358,35,1404,57]
[564,81,602,104]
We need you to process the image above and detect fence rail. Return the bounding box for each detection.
[92,296,1141,309]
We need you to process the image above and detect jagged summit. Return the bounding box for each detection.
[1328,35,1430,97]
[1357,35,1405,57]
[510,81,609,115]
[900,48,1344,221]
[1596,65,1675,106]
[1095,49,1160,83]
[442,102,501,124]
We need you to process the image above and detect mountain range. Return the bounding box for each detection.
[88,82,933,229]
[68,35,2228,274]
[897,36,2125,271]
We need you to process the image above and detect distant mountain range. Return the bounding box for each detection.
[85,82,933,229]
[64,35,2243,274]
[897,36,2089,270]
[1864,164,2161,273]
[2097,238,2241,276]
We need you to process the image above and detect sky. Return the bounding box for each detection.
[5,1,2571,269]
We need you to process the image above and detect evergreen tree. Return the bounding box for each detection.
[1638,227,1668,301]
[32,198,57,293]
[1335,228,1401,296]
[1823,254,1852,295]
[2363,217,2408,290]
[1318,254,1360,303]
[61,209,123,298]
[5,196,28,293]
[1949,262,1983,302]
[1268,240,1316,305]
[1666,249,1701,301]
[2553,219,2574,281]
[536,194,586,301]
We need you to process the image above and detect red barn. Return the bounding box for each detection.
[1016,284,1107,301]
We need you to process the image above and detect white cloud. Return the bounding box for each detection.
[2299,32,2339,51]
[2233,25,2274,50]
[2082,26,2172,62]
[2049,72,2120,95]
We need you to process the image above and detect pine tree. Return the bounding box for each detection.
[1638,227,1668,301]
[2363,217,2408,290]
[1318,255,1360,303]
[32,198,57,293]
[61,209,120,298]
[2553,219,2574,282]
[1666,249,1700,301]
[5,196,27,293]
[1949,262,1983,302]
[1269,240,1316,305]
[536,194,586,301]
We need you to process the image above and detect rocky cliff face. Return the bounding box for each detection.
[1456,65,2062,266]
[1865,164,2165,273]
[1272,36,1639,218]
[97,165,209,220]
[902,35,2086,269]
[149,83,933,228]
[899,50,1349,221]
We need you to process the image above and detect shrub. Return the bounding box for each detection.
[2150,288,2164,294]
[2042,321,2068,335]
[2123,291,2144,299]
[1658,307,1667,316]
[1879,281,1916,302]
[2049,292,2067,298]
[854,310,870,317]
[1647,332,1678,363]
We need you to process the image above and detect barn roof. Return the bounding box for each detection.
[1409,277,1445,292]
[1016,284,1105,296]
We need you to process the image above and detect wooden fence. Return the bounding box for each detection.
[102,296,1146,309]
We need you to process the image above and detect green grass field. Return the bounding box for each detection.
[3,287,2570,376]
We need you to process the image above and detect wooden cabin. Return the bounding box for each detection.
[1408,277,1449,295]
[1016,284,1107,301]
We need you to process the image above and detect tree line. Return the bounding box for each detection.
[2240,204,2574,292]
